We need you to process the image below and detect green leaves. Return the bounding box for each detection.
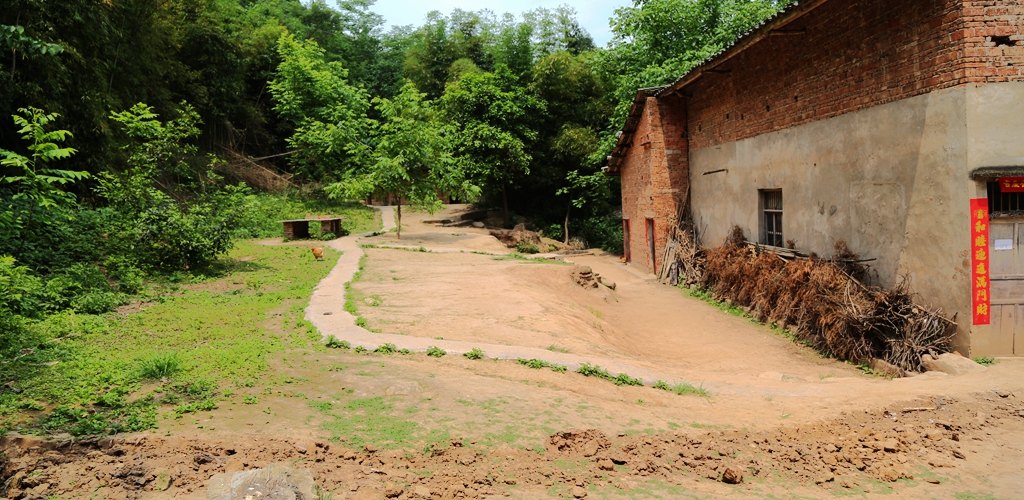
[326,81,477,236]
[269,34,372,181]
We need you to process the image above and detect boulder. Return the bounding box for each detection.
[206,465,316,500]
[471,221,485,228]
[920,353,987,375]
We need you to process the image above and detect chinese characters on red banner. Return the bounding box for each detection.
[999,177,1024,192]
[970,198,990,325]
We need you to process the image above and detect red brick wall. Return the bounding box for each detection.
[619,95,689,273]
[685,0,1024,151]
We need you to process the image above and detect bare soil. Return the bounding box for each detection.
[3,205,1024,499]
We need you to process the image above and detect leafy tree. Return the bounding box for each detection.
[598,0,794,133]
[269,33,371,180]
[0,108,89,254]
[441,67,544,225]
[99,102,248,270]
[326,82,476,238]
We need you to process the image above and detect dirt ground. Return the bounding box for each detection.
[4,205,1024,499]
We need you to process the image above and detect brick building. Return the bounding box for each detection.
[605,0,1024,356]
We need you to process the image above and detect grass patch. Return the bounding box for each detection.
[0,240,341,436]
[546,344,571,354]
[973,356,997,366]
[139,352,182,380]
[653,380,710,397]
[311,396,447,449]
[491,253,570,265]
[373,343,397,354]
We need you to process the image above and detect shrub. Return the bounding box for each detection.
[139,352,182,380]
[325,336,350,349]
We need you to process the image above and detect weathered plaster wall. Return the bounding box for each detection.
[690,85,976,353]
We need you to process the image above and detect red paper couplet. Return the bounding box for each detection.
[970,198,990,325]
[999,177,1024,192]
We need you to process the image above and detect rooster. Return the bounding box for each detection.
[311,247,325,261]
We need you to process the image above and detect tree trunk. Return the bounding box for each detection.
[502,184,509,226]
[396,202,402,239]
[563,204,570,245]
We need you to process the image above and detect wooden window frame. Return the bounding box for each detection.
[759,189,784,248]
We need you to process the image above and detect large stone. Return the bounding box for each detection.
[206,465,316,500]
[920,353,987,376]
[721,467,743,484]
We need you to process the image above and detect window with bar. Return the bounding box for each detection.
[760,189,783,247]
[988,181,1024,217]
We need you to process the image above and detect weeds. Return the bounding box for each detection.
[546,344,571,353]
[354,346,368,354]
[653,380,710,397]
[139,352,182,380]
[463,348,484,360]
[974,356,997,366]
[575,362,642,385]
[325,336,350,349]
[516,358,567,373]
[374,343,397,354]
[426,346,446,358]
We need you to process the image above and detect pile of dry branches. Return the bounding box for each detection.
[696,226,955,372]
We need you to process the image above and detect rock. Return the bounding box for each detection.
[814,472,834,484]
[921,353,987,375]
[598,459,615,471]
[384,482,403,498]
[471,221,485,228]
[578,266,592,274]
[412,485,432,498]
[882,440,899,453]
[721,468,743,484]
[152,471,173,491]
[364,443,378,453]
[602,281,616,290]
[206,465,316,500]
[572,485,587,498]
[870,358,905,377]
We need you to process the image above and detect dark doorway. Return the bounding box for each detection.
[646,218,656,273]
[623,219,631,262]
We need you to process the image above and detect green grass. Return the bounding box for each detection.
[238,193,380,239]
[653,380,710,397]
[546,344,571,353]
[0,240,346,436]
[490,253,570,265]
[426,346,446,358]
[516,358,567,373]
[973,356,997,366]
[310,396,449,449]
[463,347,484,360]
[575,362,643,386]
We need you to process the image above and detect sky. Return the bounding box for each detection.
[370,0,631,47]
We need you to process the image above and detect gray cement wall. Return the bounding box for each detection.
[689,83,1024,355]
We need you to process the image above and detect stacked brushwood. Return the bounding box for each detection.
[697,226,956,373]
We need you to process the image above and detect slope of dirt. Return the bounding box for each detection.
[3,391,1022,499]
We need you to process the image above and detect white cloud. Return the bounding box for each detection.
[369,0,629,47]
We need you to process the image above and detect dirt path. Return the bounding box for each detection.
[4,204,1024,499]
